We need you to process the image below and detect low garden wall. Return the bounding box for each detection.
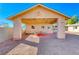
[0,27,13,43]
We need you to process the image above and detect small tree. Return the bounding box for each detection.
[67,15,78,24]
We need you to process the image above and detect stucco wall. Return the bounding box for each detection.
[26,24,54,34]
[20,7,65,34]
[68,26,79,32]
[22,7,64,19]
[0,28,13,43]
[15,6,65,34]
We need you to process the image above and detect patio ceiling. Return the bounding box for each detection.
[21,18,57,24]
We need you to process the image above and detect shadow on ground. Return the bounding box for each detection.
[0,34,38,55]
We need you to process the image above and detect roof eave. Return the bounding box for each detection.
[8,4,70,20]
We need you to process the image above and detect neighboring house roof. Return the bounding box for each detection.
[8,4,70,20]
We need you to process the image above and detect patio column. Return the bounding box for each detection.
[13,19,22,40]
[57,18,66,39]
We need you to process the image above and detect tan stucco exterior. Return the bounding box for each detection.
[8,4,70,40]
[8,4,69,22]
[26,24,53,34]
[67,25,79,32]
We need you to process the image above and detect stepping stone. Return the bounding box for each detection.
[25,35,39,43]
[6,43,38,55]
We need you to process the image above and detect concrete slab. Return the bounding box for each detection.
[37,33,79,55]
[6,43,38,55]
[25,35,39,43]
[1,33,79,55]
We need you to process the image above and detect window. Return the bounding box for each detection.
[74,26,77,29]
[48,27,50,29]
[55,26,57,27]
[41,26,44,29]
[31,26,35,29]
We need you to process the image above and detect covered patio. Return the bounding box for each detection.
[8,4,69,40]
[0,4,75,55]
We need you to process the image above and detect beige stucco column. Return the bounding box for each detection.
[57,18,66,39]
[13,19,22,40]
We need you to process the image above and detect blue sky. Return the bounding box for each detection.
[0,3,79,27]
